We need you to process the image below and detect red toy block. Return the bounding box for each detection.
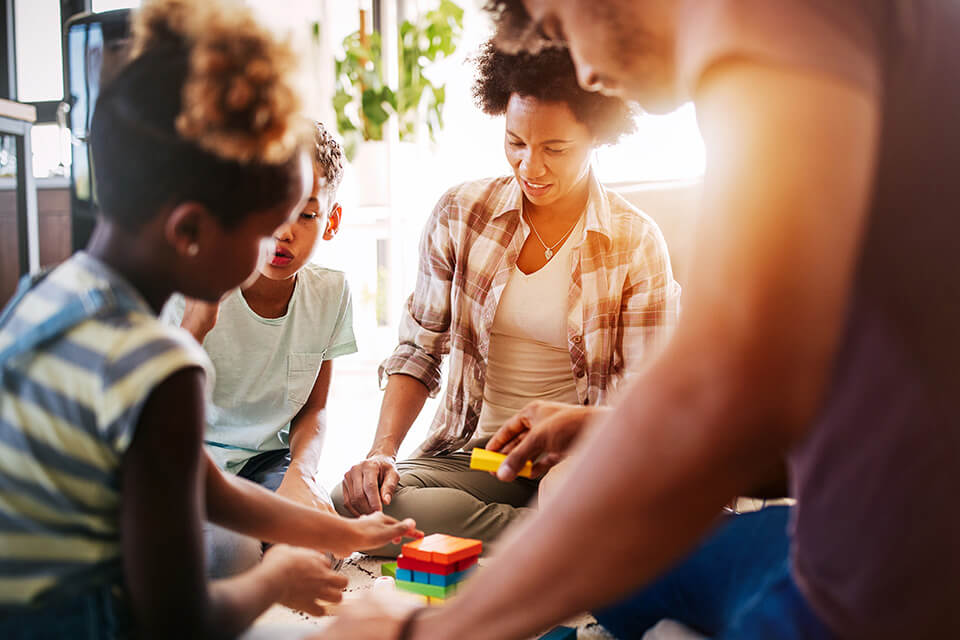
[455,555,478,572]
[402,533,482,565]
[397,555,457,575]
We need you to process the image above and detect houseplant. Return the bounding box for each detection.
[331,0,464,162]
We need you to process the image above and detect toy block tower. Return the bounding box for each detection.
[390,533,481,604]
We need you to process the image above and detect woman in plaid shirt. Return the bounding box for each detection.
[333,42,680,550]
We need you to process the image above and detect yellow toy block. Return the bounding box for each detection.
[469,448,533,478]
[428,596,448,606]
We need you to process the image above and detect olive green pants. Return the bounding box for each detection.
[332,451,539,557]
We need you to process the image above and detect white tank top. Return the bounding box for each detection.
[473,219,583,445]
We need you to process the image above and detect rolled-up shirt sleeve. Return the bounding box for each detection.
[615,221,681,388]
[378,192,457,397]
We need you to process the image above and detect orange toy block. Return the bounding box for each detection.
[402,533,482,565]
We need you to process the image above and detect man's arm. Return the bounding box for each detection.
[400,61,880,640]
[277,360,335,510]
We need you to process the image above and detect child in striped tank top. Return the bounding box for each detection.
[0,1,419,637]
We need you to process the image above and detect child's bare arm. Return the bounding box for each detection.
[121,368,270,637]
[121,368,341,638]
[278,360,333,510]
[204,456,422,558]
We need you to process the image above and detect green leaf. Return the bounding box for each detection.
[343,133,359,163]
[332,90,353,112]
[332,1,464,143]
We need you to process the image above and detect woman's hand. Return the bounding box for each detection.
[337,512,422,557]
[488,401,606,481]
[260,544,348,616]
[340,454,401,515]
[180,297,221,343]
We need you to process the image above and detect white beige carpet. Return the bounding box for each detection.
[245,553,619,639]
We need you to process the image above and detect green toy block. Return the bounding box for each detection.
[381,561,397,579]
[395,579,457,599]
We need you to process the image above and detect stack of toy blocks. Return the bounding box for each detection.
[393,533,481,604]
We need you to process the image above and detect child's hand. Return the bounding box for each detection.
[319,587,426,639]
[180,297,221,342]
[261,544,348,616]
[342,513,423,556]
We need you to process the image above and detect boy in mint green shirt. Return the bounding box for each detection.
[164,123,355,574]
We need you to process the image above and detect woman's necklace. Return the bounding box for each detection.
[526,212,581,260]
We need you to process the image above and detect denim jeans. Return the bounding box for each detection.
[594,506,834,640]
[0,585,130,640]
[205,449,292,578]
[236,448,292,491]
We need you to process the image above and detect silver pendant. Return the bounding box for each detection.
[544,248,554,260]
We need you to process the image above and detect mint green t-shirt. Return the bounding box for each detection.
[164,263,357,473]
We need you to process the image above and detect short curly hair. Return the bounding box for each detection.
[472,41,636,145]
[311,121,344,191]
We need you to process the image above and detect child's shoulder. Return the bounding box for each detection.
[297,263,350,298]
[105,310,208,368]
[54,254,207,369]
[1,254,210,448]
[2,254,205,372]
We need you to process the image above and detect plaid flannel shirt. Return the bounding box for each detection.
[380,174,680,456]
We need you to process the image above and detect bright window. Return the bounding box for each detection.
[14,0,63,103]
[595,104,705,184]
[31,123,70,179]
[91,0,141,11]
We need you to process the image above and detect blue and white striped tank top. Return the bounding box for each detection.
[0,252,209,606]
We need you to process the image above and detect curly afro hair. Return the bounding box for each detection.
[92,0,308,231]
[473,41,636,145]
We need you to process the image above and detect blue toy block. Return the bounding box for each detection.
[539,626,576,640]
[428,566,475,586]
[396,568,413,582]
[413,570,430,584]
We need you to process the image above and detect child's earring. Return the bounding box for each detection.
[186,243,199,257]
